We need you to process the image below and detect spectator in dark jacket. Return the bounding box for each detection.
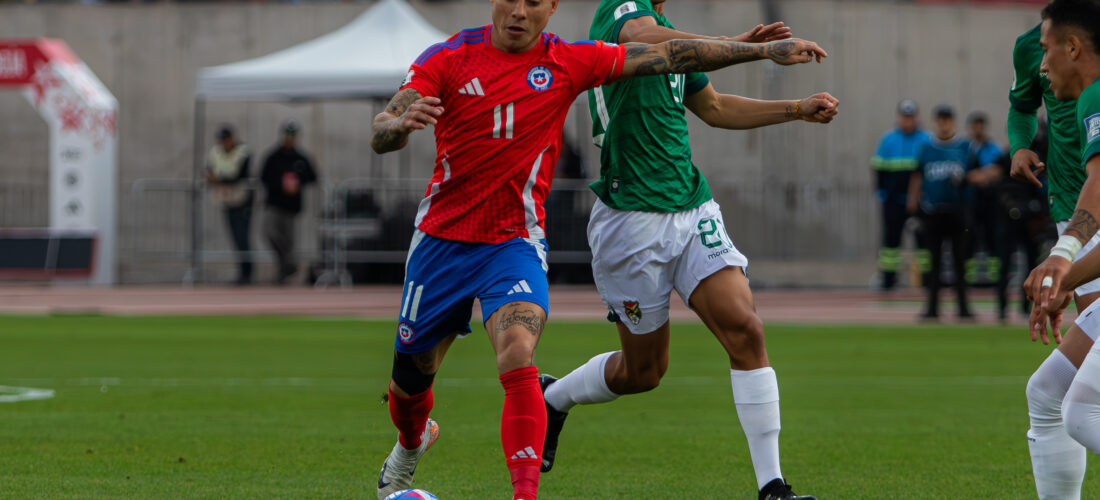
[260,120,317,285]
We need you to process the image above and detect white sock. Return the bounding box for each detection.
[543,352,619,413]
[1027,350,1086,500]
[730,367,782,490]
[1065,344,1100,454]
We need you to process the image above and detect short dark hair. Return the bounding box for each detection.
[1042,0,1100,55]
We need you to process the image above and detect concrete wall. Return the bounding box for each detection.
[0,0,1044,285]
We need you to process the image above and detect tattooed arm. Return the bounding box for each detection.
[616,38,827,80]
[370,88,444,154]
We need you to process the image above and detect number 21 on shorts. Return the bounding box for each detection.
[697,218,731,249]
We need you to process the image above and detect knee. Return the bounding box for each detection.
[718,313,766,353]
[1027,370,1066,426]
[617,358,665,394]
[1063,399,1099,448]
[495,331,538,373]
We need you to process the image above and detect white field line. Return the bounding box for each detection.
[0,385,56,403]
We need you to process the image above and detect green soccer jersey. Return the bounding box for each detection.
[1079,77,1100,172]
[1009,23,1083,221]
[587,0,712,213]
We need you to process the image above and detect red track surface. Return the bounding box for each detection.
[0,285,1053,327]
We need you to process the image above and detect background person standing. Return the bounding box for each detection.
[260,120,317,285]
[872,100,932,291]
[206,125,254,286]
[908,105,974,320]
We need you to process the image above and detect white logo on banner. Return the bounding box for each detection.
[0,49,27,79]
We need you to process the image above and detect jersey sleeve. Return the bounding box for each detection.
[685,72,709,96]
[978,143,1003,167]
[563,41,627,94]
[1080,84,1100,166]
[399,42,446,98]
[596,0,658,43]
[1009,32,1043,112]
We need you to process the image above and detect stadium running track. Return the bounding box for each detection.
[0,285,1059,326]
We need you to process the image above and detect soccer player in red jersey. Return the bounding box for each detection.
[371,0,827,498]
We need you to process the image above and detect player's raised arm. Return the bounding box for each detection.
[370,88,444,154]
[616,38,826,80]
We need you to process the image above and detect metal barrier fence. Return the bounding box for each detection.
[124,177,878,285]
[128,178,323,285]
[0,182,49,228]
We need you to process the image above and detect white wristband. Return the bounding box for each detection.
[1051,234,1084,262]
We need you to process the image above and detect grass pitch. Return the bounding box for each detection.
[0,315,1094,499]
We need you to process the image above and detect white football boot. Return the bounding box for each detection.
[377,419,440,500]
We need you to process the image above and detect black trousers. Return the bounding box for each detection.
[879,202,909,288]
[224,204,253,282]
[922,211,971,316]
[994,214,1042,318]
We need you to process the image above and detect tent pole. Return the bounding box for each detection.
[191,97,206,286]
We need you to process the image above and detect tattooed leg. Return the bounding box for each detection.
[487,301,547,374]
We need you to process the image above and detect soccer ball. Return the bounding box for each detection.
[383,489,439,500]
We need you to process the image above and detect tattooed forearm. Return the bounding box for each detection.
[623,40,765,78]
[784,102,796,120]
[371,88,423,153]
[495,305,544,337]
[1065,208,1100,242]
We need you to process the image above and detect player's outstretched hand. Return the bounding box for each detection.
[731,22,792,43]
[1024,256,1073,344]
[1028,290,1071,345]
[1011,148,1045,187]
[765,38,827,65]
[798,93,839,123]
[398,96,445,133]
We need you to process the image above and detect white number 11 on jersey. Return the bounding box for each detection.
[493,102,515,139]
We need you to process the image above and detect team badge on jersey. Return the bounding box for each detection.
[623,300,642,325]
[527,66,553,92]
[397,322,415,344]
[1086,113,1100,143]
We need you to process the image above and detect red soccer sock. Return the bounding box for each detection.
[500,366,545,500]
[388,383,434,450]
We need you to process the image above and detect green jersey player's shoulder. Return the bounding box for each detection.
[591,0,657,41]
[1013,24,1042,60]
[1080,78,1100,164]
[1010,24,1044,110]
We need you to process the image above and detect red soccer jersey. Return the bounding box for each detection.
[400,25,626,244]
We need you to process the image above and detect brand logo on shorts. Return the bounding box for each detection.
[623,300,642,325]
[397,321,415,344]
[527,66,553,91]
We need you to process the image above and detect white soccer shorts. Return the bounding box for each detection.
[1056,220,1100,296]
[1076,299,1100,341]
[588,198,748,335]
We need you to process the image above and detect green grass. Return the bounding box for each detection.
[0,315,1093,499]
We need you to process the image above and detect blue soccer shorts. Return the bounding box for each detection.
[393,230,550,354]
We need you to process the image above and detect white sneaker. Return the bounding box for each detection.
[377,419,440,500]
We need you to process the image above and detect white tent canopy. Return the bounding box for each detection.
[196,0,449,101]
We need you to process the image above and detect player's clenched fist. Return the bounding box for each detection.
[797,93,839,123]
[398,96,445,133]
[765,38,827,65]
